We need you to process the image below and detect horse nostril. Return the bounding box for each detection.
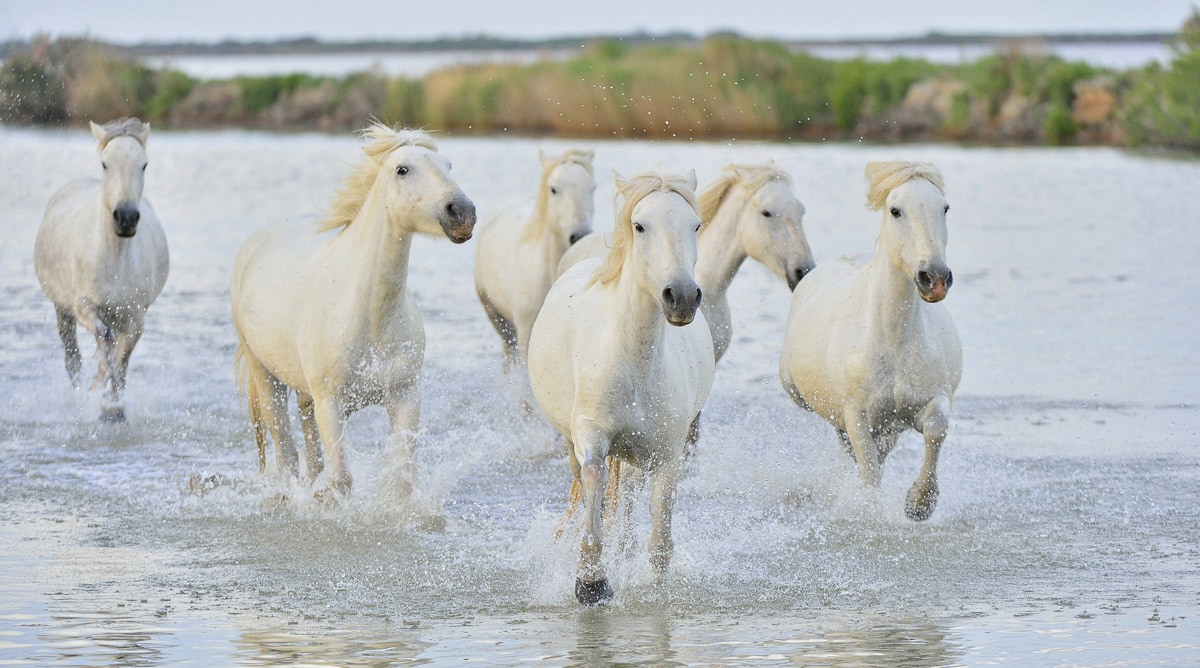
[446,202,458,217]
[662,287,675,307]
[694,286,702,305]
[569,232,583,245]
[917,270,933,288]
[129,210,139,225]
[944,270,953,288]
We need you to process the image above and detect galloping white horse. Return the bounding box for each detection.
[780,161,961,521]
[33,118,169,421]
[231,125,476,498]
[528,170,714,606]
[474,149,594,373]
[560,161,816,363]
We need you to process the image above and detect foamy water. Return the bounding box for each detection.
[0,127,1197,665]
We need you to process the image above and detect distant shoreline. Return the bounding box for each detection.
[0,30,1174,59]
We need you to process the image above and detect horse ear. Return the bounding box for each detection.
[89,121,106,144]
[685,169,698,192]
[583,148,595,164]
[138,122,151,145]
[538,149,552,167]
[612,169,630,192]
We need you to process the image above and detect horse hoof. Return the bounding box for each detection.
[575,577,614,607]
[904,489,938,521]
[99,407,126,423]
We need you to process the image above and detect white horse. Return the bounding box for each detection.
[528,170,714,606]
[560,161,816,364]
[779,161,961,521]
[33,118,169,421]
[230,125,476,498]
[474,149,594,373]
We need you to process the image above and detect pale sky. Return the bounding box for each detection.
[0,0,1193,43]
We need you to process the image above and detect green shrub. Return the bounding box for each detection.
[1043,103,1077,144]
[829,59,867,130]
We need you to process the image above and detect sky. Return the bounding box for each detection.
[0,0,1194,43]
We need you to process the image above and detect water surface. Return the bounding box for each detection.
[0,129,1196,665]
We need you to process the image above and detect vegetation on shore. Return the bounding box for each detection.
[1,11,1198,150]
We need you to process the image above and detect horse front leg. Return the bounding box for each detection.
[54,305,82,387]
[647,457,682,577]
[380,381,422,503]
[572,417,613,607]
[842,405,882,486]
[109,316,144,406]
[310,392,352,498]
[296,392,325,481]
[906,396,950,521]
[78,300,121,421]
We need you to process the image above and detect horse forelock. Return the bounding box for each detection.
[316,124,439,234]
[864,161,945,211]
[590,170,700,287]
[94,118,149,150]
[698,162,792,233]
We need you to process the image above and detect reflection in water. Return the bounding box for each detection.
[234,627,429,666]
[570,611,679,667]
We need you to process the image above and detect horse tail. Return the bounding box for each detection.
[234,337,269,473]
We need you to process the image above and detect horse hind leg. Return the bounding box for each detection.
[478,290,520,374]
[243,351,300,478]
[54,306,82,388]
[906,398,950,521]
[102,318,144,423]
[296,392,325,480]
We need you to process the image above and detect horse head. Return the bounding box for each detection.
[360,126,476,243]
[538,148,595,246]
[727,163,817,290]
[613,169,703,326]
[866,161,952,303]
[91,119,149,238]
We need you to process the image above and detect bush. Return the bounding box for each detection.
[0,54,66,123]
[1043,104,1077,144]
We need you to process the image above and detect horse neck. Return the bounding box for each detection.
[862,230,922,341]
[607,269,668,353]
[525,206,569,271]
[334,184,415,319]
[695,191,748,300]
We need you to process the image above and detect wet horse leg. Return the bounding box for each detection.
[379,381,422,503]
[54,305,81,387]
[296,392,325,480]
[573,418,613,606]
[906,396,950,521]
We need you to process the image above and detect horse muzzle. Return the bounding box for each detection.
[112,205,140,238]
[915,261,953,303]
[787,258,817,291]
[440,196,477,244]
[661,280,702,327]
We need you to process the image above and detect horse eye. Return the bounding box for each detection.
[102,162,108,170]
[633,223,645,233]
[761,210,772,218]
[550,187,558,195]
[396,165,409,176]
[695,223,701,232]
[890,207,901,218]
[944,204,950,214]
[142,164,147,171]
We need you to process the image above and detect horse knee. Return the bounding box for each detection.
[920,407,949,443]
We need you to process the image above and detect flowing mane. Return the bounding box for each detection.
[698,162,792,233]
[864,160,945,211]
[521,148,595,242]
[590,170,700,287]
[93,118,149,149]
[315,124,438,233]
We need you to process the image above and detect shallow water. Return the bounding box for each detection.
[0,128,1197,666]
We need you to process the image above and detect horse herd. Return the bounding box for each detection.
[32,118,961,607]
